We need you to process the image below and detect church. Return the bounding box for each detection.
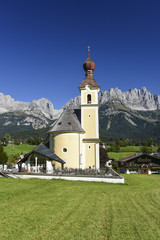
[18,49,100,172]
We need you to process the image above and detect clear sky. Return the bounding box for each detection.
[0,0,160,109]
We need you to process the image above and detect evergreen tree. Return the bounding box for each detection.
[100,145,109,168]
[0,145,8,167]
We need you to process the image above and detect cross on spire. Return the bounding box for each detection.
[88,46,90,58]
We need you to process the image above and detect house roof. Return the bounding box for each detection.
[119,153,160,163]
[48,109,84,133]
[17,143,65,164]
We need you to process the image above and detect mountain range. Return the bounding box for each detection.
[1,87,160,143]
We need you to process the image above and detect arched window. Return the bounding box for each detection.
[87,94,92,104]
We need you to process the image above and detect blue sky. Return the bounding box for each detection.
[0,0,160,109]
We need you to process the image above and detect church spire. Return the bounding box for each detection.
[79,47,99,88]
[83,46,95,75]
[88,46,90,58]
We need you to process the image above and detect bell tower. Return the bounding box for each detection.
[79,47,100,169]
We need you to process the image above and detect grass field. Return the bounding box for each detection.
[108,146,158,160]
[119,146,158,152]
[3,144,36,157]
[3,144,158,160]
[0,175,160,240]
[108,151,136,160]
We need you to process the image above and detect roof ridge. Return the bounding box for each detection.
[48,110,65,133]
[32,143,43,152]
[48,108,84,133]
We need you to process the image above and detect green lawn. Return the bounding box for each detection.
[108,145,158,160]
[108,151,136,160]
[0,175,160,240]
[3,144,36,157]
[119,146,158,152]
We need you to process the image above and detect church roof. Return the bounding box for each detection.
[80,76,99,88]
[17,143,65,164]
[79,50,99,88]
[48,109,84,133]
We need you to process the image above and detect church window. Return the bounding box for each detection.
[89,166,92,169]
[88,146,91,149]
[87,94,92,103]
[88,114,91,118]
[63,148,67,153]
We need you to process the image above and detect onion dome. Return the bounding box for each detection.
[79,47,99,88]
[83,55,95,71]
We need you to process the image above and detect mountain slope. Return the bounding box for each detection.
[0,93,62,137]
[1,87,160,142]
[64,87,160,142]
[99,101,160,142]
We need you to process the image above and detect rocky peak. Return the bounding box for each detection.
[0,92,61,120]
[0,93,29,113]
[26,98,56,119]
[63,96,81,109]
[99,87,160,111]
[64,87,160,111]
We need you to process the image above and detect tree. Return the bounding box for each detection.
[100,145,109,168]
[26,136,42,145]
[0,145,8,168]
[110,143,116,152]
[34,137,41,145]
[157,146,160,153]
[26,137,34,145]
[121,139,129,147]
[115,144,120,152]
[8,153,19,165]
[147,138,153,147]
[140,146,151,154]
[116,138,121,146]
[15,140,20,145]
[3,133,11,144]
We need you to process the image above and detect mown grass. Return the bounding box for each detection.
[119,146,158,152]
[0,175,160,240]
[3,144,36,157]
[108,151,136,160]
[108,146,158,160]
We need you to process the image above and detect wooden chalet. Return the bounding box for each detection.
[118,153,160,174]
